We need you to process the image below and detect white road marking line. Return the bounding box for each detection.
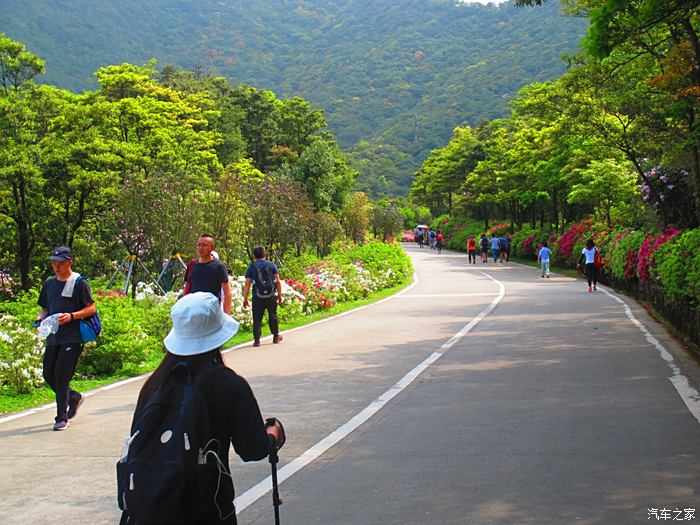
[234,270,506,513]
[512,258,700,423]
[598,287,700,424]
[0,276,420,426]
[398,293,499,298]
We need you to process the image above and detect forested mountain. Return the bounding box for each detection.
[0,0,586,196]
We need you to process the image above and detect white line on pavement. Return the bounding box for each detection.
[234,269,506,514]
[598,287,700,424]
[398,293,499,298]
[0,275,420,426]
[513,259,700,424]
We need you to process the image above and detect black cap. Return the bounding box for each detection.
[49,246,73,261]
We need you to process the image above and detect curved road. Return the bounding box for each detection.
[1,244,699,524]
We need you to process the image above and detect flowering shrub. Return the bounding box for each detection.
[0,241,412,396]
[402,230,415,242]
[641,167,696,228]
[486,223,510,236]
[0,314,44,393]
[557,218,594,262]
[655,229,700,305]
[637,228,679,281]
[608,230,645,280]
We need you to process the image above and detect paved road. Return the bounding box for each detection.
[1,244,699,524]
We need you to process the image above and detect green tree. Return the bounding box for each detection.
[0,35,47,289]
[567,158,639,227]
[277,97,327,155]
[291,139,356,214]
[342,192,372,243]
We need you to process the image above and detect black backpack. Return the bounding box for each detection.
[117,363,232,524]
[254,261,276,299]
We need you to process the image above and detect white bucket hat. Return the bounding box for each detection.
[164,292,240,356]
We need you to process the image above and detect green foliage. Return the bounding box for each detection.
[1,1,586,196]
[370,206,404,242]
[330,241,413,285]
[0,240,411,396]
[655,229,700,305]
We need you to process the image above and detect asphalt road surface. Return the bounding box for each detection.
[1,244,699,524]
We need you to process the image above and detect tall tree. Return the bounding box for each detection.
[0,34,46,289]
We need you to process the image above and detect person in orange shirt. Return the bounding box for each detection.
[466,235,477,264]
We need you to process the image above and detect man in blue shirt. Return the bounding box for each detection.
[243,247,283,347]
[538,241,552,278]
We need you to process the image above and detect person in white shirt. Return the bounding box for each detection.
[577,239,599,292]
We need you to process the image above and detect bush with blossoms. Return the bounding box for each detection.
[0,314,44,393]
[0,240,412,396]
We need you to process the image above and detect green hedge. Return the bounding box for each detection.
[0,241,412,396]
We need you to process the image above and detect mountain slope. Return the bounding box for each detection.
[0,0,587,195]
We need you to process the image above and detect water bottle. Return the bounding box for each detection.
[38,314,61,338]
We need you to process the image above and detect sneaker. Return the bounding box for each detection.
[588,286,593,292]
[546,275,550,278]
[273,334,283,344]
[67,393,84,420]
[541,275,545,278]
[593,284,597,291]
[53,420,70,431]
[253,340,261,347]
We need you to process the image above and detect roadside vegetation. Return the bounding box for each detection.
[401,2,699,328]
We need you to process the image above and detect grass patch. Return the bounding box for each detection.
[1,278,412,416]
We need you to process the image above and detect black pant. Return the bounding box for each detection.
[585,263,598,286]
[468,250,476,263]
[43,343,83,422]
[252,297,279,342]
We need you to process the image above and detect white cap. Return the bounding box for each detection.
[164,292,239,356]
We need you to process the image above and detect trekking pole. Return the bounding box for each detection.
[269,447,282,525]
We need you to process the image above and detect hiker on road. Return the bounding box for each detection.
[119,292,285,525]
[479,234,489,263]
[467,235,477,264]
[538,242,551,278]
[35,246,95,431]
[490,234,500,263]
[184,234,232,314]
[577,238,599,292]
[243,247,284,347]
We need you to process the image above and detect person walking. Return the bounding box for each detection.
[538,241,552,278]
[467,235,477,264]
[505,233,512,262]
[184,234,232,314]
[499,234,508,263]
[479,234,489,263]
[428,228,437,250]
[577,238,599,292]
[435,232,444,255]
[119,292,285,525]
[489,234,500,263]
[243,247,284,347]
[35,246,95,431]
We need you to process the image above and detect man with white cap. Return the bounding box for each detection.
[35,246,96,431]
[119,292,285,524]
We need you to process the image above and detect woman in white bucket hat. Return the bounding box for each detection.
[120,292,284,525]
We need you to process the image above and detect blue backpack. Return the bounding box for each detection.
[76,277,102,342]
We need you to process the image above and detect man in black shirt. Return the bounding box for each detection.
[243,246,283,347]
[36,246,96,431]
[184,234,232,314]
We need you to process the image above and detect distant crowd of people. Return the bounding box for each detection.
[465,233,512,264]
[416,227,601,292]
